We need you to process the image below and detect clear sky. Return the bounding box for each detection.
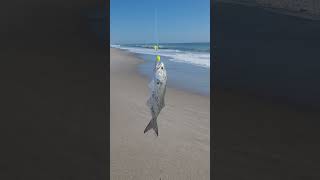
[111,0,210,44]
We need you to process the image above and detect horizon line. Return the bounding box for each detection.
[110,41,210,45]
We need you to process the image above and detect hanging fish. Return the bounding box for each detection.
[144,56,167,136]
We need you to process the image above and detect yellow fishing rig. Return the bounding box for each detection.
[154,45,161,62]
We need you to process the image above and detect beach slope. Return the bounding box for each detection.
[110,48,210,180]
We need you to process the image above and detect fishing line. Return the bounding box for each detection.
[154,1,161,63]
[155,8,159,47]
[154,0,159,47]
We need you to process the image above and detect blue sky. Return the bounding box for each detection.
[111,0,210,44]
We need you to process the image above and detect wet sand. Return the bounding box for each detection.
[110,48,210,180]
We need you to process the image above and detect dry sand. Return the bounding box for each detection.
[110,48,210,180]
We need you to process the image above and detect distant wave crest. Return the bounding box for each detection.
[113,46,210,68]
[110,44,121,48]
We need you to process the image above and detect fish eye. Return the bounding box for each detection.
[157,81,160,85]
[161,67,163,69]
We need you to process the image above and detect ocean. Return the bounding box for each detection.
[111,43,210,96]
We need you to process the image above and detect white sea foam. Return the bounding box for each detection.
[114,46,210,68]
[110,44,121,48]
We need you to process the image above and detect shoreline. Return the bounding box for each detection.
[112,47,210,97]
[110,48,210,179]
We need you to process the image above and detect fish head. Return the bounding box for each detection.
[155,62,167,83]
[155,62,166,72]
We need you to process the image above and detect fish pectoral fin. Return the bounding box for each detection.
[161,96,165,108]
[162,98,165,107]
[162,85,167,107]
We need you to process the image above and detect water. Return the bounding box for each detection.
[112,43,210,68]
[112,43,210,96]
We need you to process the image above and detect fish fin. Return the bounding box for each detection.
[144,118,154,134]
[144,118,158,136]
[161,85,167,107]
[154,119,158,136]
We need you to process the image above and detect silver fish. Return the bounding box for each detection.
[144,61,167,136]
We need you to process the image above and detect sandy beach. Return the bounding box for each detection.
[110,48,210,179]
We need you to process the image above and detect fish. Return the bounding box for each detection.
[144,61,167,136]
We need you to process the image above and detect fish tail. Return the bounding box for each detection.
[144,118,158,136]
